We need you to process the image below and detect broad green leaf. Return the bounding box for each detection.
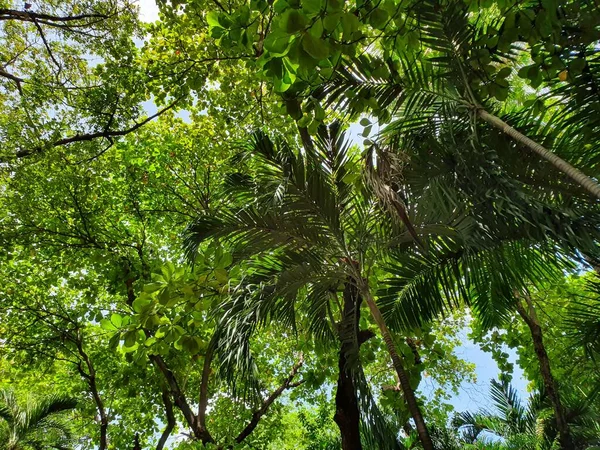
[301,33,329,60]
[281,9,308,34]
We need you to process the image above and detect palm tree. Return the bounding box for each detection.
[185,123,435,448]
[183,120,597,449]
[318,7,600,437]
[0,389,77,450]
[453,380,600,450]
[363,78,600,448]
[319,0,600,200]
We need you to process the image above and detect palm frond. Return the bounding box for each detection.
[380,237,571,331]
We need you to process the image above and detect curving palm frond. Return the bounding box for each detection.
[453,379,600,449]
[0,389,77,450]
[318,0,600,199]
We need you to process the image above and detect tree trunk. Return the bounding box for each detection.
[360,286,434,450]
[476,108,600,200]
[156,388,175,450]
[150,355,206,441]
[333,281,364,450]
[75,335,108,450]
[197,342,216,445]
[515,296,574,450]
[132,434,142,450]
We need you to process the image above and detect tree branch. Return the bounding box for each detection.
[32,17,61,71]
[150,354,206,441]
[234,356,304,445]
[156,387,176,450]
[0,9,109,24]
[15,98,181,158]
[75,332,108,450]
[197,342,215,444]
[0,67,24,93]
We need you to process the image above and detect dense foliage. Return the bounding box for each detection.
[0,0,599,449]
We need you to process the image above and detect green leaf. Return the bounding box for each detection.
[181,336,201,354]
[123,330,137,348]
[100,319,117,331]
[110,313,122,328]
[281,9,308,34]
[341,13,360,40]
[322,13,340,32]
[497,67,511,79]
[264,31,293,55]
[302,0,322,14]
[133,296,152,313]
[108,332,120,351]
[215,268,229,284]
[308,18,323,38]
[307,119,319,135]
[206,11,222,28]
[301,33,329,60]
[143,282,164,293]
[286,99,303,120]
[569,57,586,75]
[215,250,233,268]
[158,287,171,305]
[369,8,389,30]
[314,102,325,120]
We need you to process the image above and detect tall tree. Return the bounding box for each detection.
[185,124,421,448]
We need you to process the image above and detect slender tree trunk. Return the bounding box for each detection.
[75,335,108,450]
[156,388,175,450]
[333,281,364,450]
[515,296,574,450]
[234,357,304,445]
[360,286,434,450]
[150,355,206,441]
[132,434,142,450]
[197,342,216,444]
[476,108,600,200]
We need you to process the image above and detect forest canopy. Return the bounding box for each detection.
[0,0,600,449]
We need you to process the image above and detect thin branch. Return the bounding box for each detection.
[75,332,108,450]
[0,9,110,24]
[234,356,304,445]
[197,342,215,443]
[150,354,203,440]
[0,67,24,93]
[156,387,176,450]
[15,98,182,158]
[32,17,61,71]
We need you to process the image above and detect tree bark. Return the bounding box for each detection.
[476,108,600,200]
[515,296,574,450]
[197,342,216,444]
[156,388,175,450]
[150,355,206,441]
[333,281,365,450]
[132,434,142,450]
[359,286,434,450]
[75,334,108,450]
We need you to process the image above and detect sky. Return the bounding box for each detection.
[138,0,160,22]
[135,0,530,418]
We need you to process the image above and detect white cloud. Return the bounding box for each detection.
[137,0,160,22]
